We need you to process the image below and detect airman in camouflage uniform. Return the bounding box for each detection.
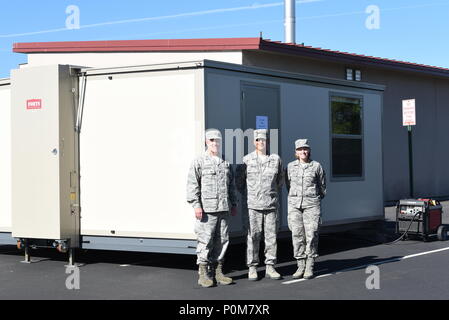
[187,129,238,288]
[286,139,326,280]
[236,129,283,281]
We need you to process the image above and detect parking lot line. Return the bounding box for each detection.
[282,245,449,285]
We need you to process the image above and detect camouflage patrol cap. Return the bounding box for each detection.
[295,139,310,149]
[254,129,268,141]
[205,128,222,140]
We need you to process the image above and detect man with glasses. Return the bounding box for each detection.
[236,129,283,281]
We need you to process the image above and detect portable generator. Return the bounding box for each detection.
[396,199,448,241]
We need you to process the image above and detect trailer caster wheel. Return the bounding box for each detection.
[437,225,448,241]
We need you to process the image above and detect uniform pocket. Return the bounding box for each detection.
[203,169,216,175]
[264,162,277,183]
[304,172,316,183]
[265,167,277,177]
[247,166,258,175]
[202,198,218,212]
[246,166,259,192]
[202,169,217,197]
[287,190,298,207]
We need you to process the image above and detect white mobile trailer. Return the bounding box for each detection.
[0,79,14,245]
[0,60,384,255]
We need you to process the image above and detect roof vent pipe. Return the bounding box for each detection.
[284,0,296,44]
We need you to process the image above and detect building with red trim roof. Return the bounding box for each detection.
[11,37,449,202]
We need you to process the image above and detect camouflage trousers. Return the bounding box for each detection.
[287,205,321,260]
[246,209,279,266]
[194,211,229,265]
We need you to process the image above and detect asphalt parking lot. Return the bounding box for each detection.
[0,202,448,300]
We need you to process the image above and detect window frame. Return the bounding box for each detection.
[329,92,365,182]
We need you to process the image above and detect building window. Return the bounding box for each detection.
[345,68,353,81]
[345,68,362,81]
[330,95,363,178]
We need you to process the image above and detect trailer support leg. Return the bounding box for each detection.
[67,248,75,267]
[21,244,31,264]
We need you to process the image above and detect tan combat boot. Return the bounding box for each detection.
[292,259,305,279]
[265,265,281,280]
[248,266,258,281]
[215,263,233,285]
[198,264,214,288]
[303,257,315,279]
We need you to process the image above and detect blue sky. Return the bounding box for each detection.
[0,0,448,78]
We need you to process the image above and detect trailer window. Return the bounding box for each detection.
[331,96,363,179]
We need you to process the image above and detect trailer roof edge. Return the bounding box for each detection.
[80,60,205,76]
[202,59,386,92]
[0,78,11,86]
[80,60,385,92]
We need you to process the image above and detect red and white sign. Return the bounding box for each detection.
[26,99,42,110]
[402,99,416,126]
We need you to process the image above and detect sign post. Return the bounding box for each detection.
[402,99,416,198]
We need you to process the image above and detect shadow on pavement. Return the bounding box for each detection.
[0,218,402,274]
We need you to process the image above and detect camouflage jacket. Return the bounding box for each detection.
[186,152,237,213]
[236,152,283,210]
[286,160,326,209]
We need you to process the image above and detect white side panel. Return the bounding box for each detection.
[11,66,61,240]
[0,85,11,232]
[80,70,203,239]
[27,52,243,69]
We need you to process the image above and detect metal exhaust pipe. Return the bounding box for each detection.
[284,0,296,44]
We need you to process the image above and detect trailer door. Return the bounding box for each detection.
[241,82,281,155]
[240,82,282,225]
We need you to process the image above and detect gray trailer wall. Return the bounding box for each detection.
[204,65,384,234]
[243,51,449,203]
